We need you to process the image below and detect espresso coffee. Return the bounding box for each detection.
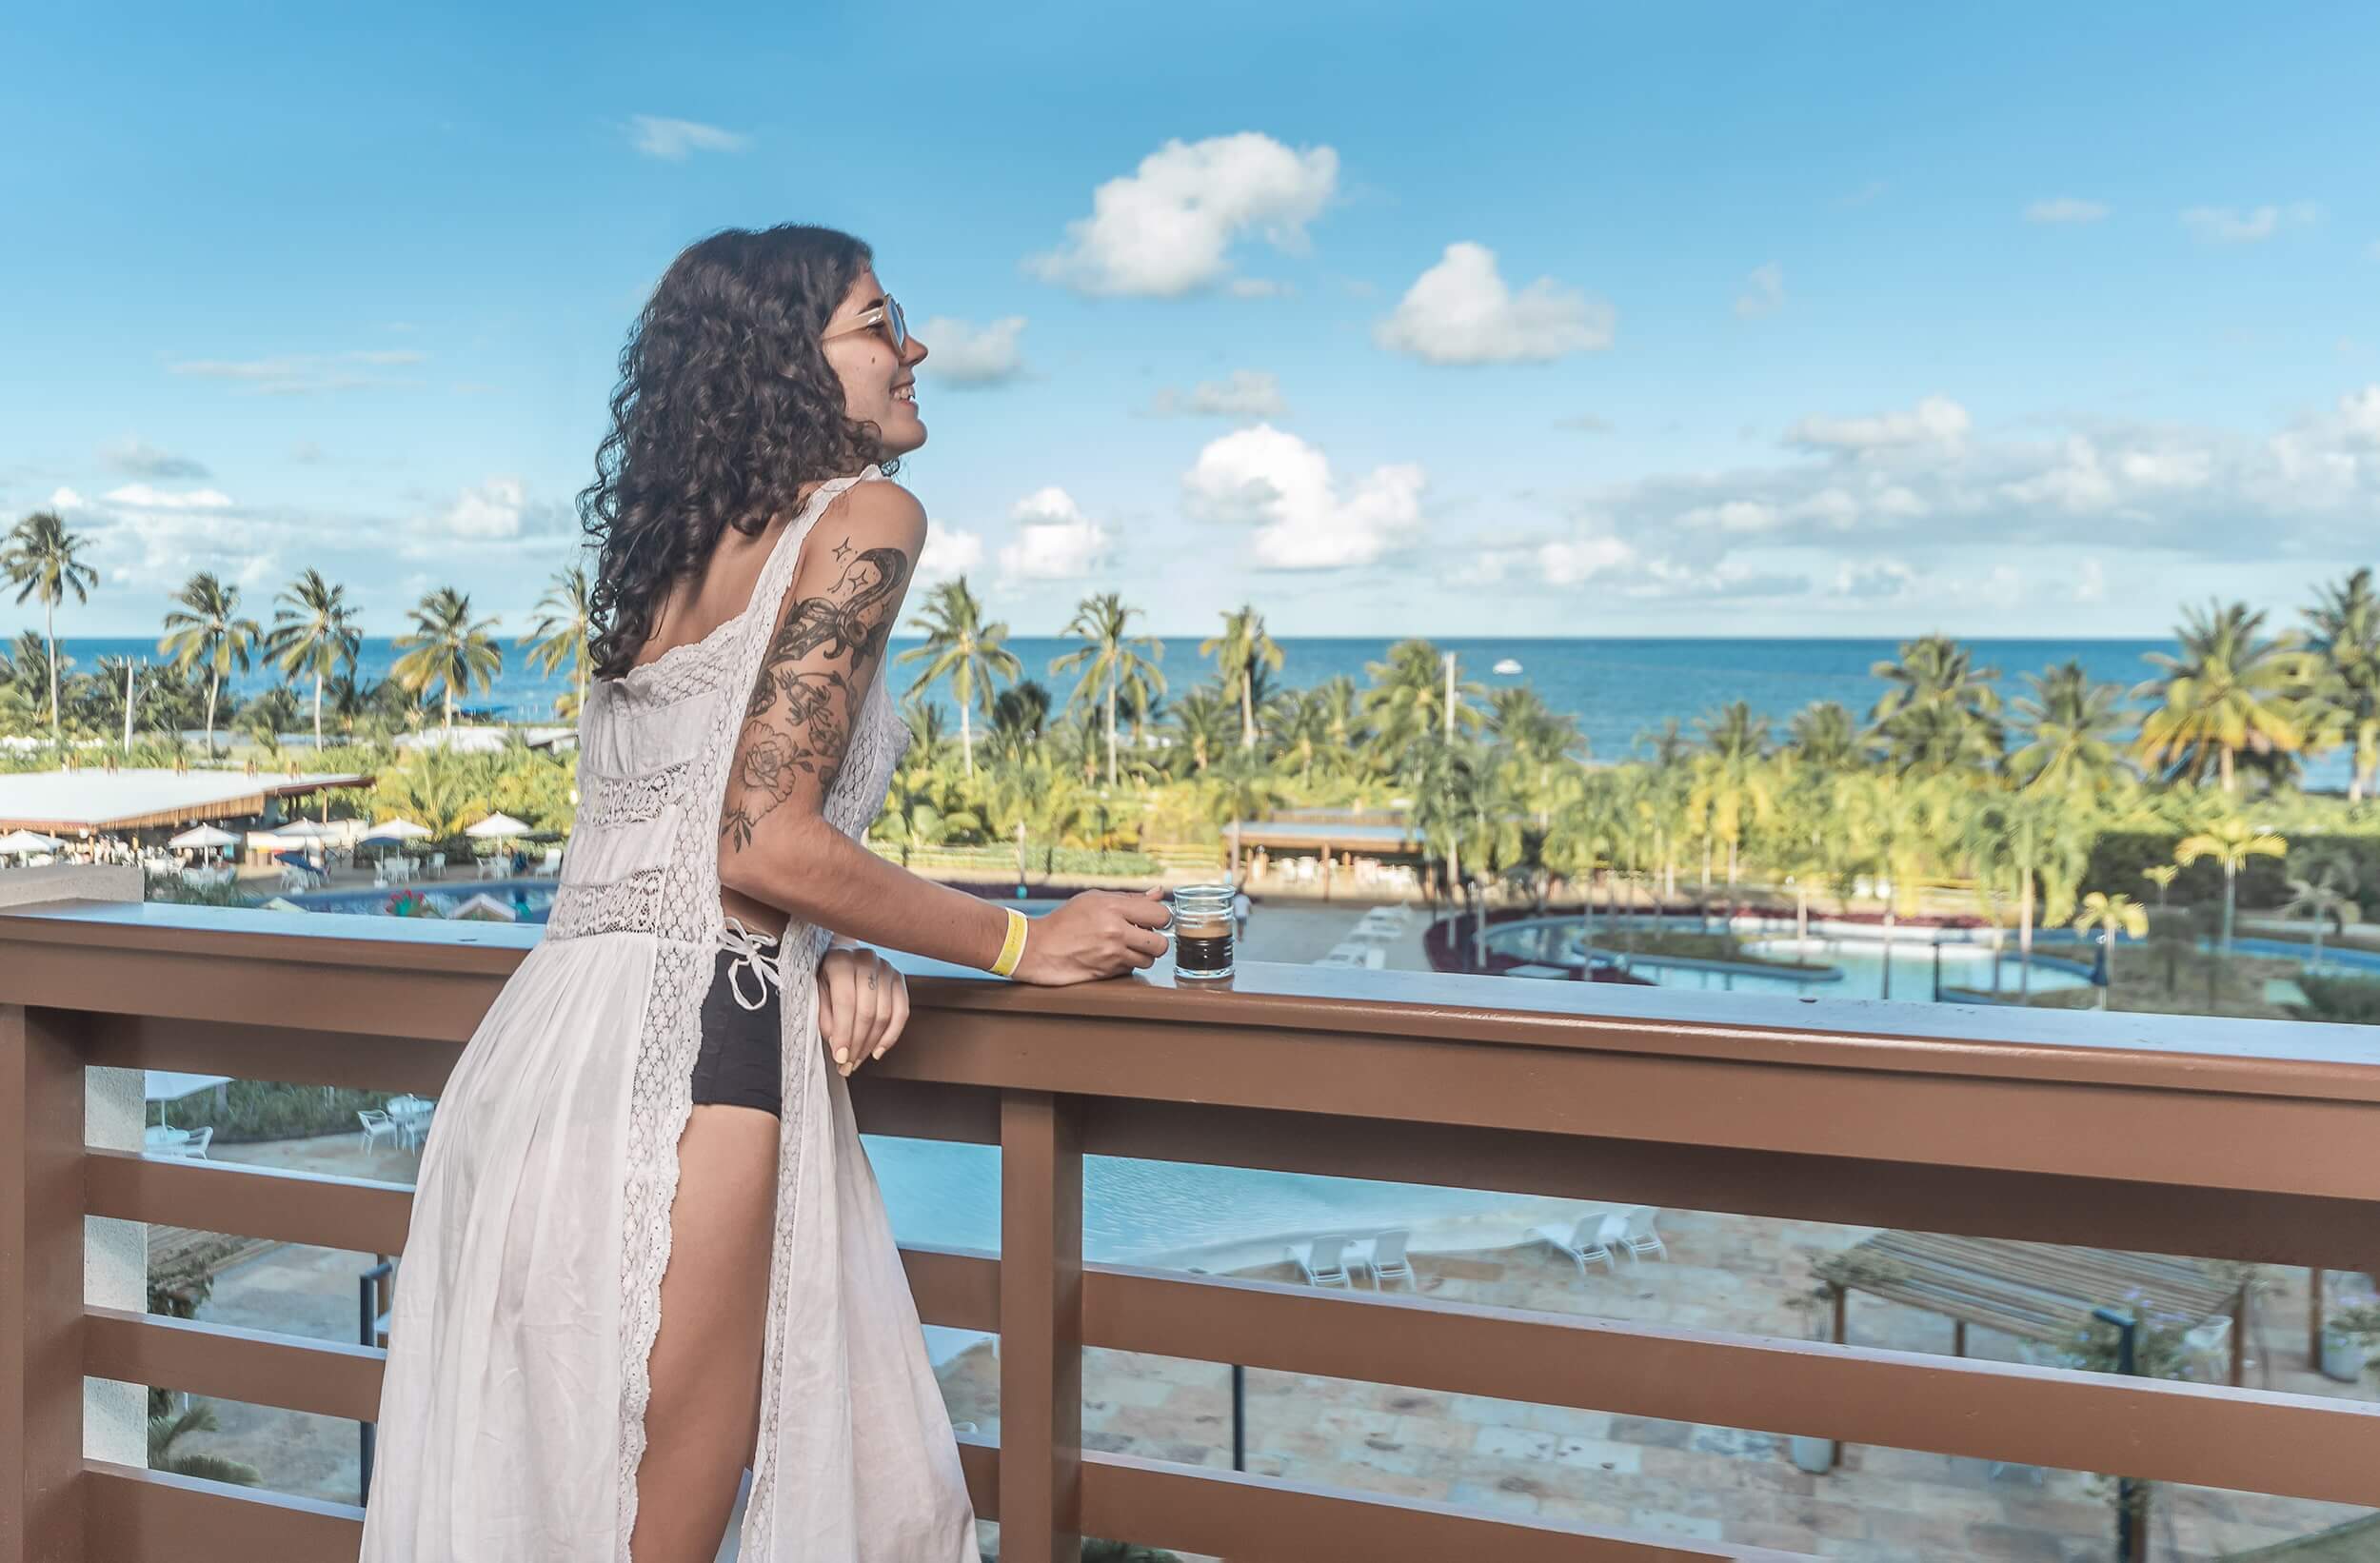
[1173,917,1234,979]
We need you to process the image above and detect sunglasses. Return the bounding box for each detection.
[822,294,910,355]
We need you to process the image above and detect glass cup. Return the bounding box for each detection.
[1169,883,1236,980]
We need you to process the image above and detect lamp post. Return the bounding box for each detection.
[2092,1305,2145,1563]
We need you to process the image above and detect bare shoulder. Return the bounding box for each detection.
[817,476,926,551]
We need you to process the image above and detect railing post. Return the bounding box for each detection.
[999,1089,1082,1562]
[1,1005,87,1563]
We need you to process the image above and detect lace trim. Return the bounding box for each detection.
[612,467,879,1559]
[576,762,688,831]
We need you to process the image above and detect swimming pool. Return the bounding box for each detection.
[1483,917,2092,1002]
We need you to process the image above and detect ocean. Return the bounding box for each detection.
[49,634,2344,785]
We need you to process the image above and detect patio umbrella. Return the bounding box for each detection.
[169,823,241,850]
[272,819,343,841]
[465,812,532,839]
[145,1069,231,1129]
[0,828,64,855]
[362,819,432,842]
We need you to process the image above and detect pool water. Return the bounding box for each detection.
[1485,919,2092,1002]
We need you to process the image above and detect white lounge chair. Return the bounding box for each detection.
[534,847,564,877]
[358,1109,400,1152]
[143,1125,193,1156]
[1355,1229,1417,1291]
[173,1126,213,1160]
[1614,1205,1667,1263]
[1288,1234,1356,1289]
[1533,1213,1624,1277]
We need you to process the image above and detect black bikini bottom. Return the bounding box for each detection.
[691,943,783,1117]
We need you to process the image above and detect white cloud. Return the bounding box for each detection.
[103,485,233,510]
[998,488,1111,581]
[2181,202,2320,244]
[1180,424,1425,568]
[918,525,985,579]
[629,115,750,160]
[919,315,1027,387]
[1787,396,1972,454]
[168,349,428,395]
[2075,557,2107,603]
[1734,262,1785,319]
[1537,536,1635,584]
[1373,243,1615,366]
[101,438,208,480]
[416,478,566,547]
[1028,133,1338,297]
[1226,277,1291,299]
[1147,369,1285,419]
[2026,197,2110,225]
[49,487,88,511]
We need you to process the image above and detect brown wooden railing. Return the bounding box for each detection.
[5,898,2380,1561]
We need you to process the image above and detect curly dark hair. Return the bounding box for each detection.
[579,224,898,680]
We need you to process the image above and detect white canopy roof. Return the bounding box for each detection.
[465,812,532,839]
[169,823,242,849]
[270,819,343,841]
[0,828,64,853]
[363,819,433,841]
[0,767,370,833]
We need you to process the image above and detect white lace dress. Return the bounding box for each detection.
[361,468,979,1562]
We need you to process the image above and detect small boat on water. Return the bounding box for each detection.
[1492,658,1522,675]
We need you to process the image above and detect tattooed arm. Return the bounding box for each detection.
[717,481,1016,969]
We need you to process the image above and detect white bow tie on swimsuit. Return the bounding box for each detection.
[718,917,784,1011]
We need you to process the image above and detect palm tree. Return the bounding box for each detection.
[391,588,504,730]
[897,577,1019,779]
[1362,639,1484,759]
[1052,592,1165,787]
[1688,702,1775,904]
[1200,604,1283,750]
[1960,791,2090,999]
[158,573,263,757]
[1870,634,2004,774]
[2305,568,2380,801]
[1786,702,1860,771]
[1636,718,1693,769]
[2141,863,2180,907]
[2135,602,2316,793]
[2281,852,2358,975]
[522,562,595,721]
[987,679,1052,763]
[2007,662,2128,793]
[2073,892,2149,1010]
[2,510,99,736]
[1164,683,1238,776]
[263,569,362,755]
[2174,816,2288,954]
[1835,771,1929,999]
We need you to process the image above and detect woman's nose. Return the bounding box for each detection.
[903,333,928,368]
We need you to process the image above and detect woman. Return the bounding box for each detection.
[363,225,1174,1562]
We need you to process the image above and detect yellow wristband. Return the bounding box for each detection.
[989,906,1029,979]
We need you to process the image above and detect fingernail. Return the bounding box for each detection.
[872,1046,887,1059]
[834,1048,849,1064]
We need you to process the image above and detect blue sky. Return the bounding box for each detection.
[5,1,2377,641]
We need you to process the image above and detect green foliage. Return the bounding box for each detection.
[2291,974,2380,1025]
[166,1080,397,1145]
[149,1401,260,1486]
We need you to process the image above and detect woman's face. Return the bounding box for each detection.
[822,267,930,459]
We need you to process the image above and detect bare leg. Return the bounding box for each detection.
[630,1104,779,1563]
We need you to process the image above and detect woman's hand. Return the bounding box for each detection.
[817,944,908,1078]
[1013,887,1173,985]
